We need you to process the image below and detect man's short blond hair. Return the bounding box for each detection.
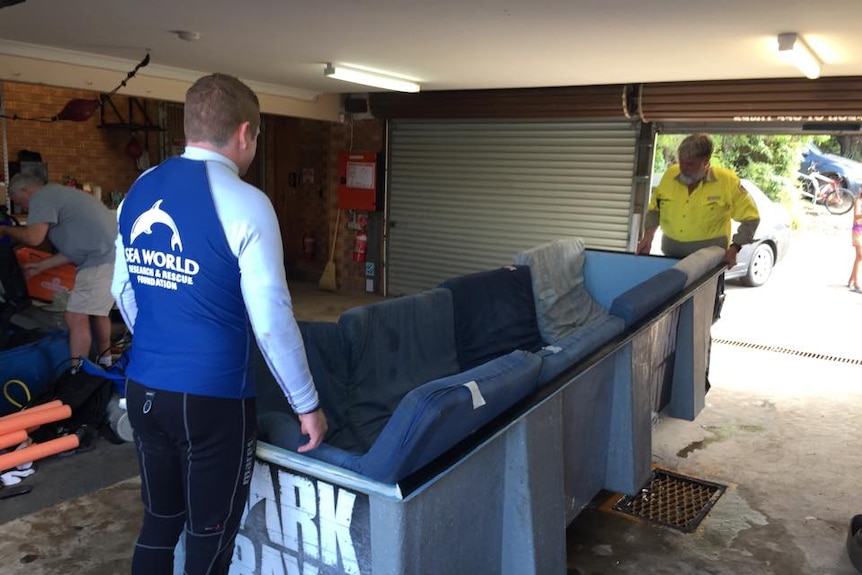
[183,73,260,147]
[677,134,714,161]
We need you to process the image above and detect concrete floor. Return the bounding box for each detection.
[566,344,862,575]
[1,216,860,574]
[567,210,862,575]
[0,283,385,574]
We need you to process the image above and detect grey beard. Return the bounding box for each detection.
[678,173,702,186]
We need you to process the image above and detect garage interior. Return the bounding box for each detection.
[2,1,862,573]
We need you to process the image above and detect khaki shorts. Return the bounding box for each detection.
[67,263,115,316]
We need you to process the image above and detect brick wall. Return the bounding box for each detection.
[268,115,384,291]
[2,81,157,205]
[1,81,386,294]
[293,118,329,267]
[327,118,385,292]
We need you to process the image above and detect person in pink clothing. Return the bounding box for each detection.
[848,192,862,292]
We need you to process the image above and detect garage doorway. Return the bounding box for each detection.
[647,129,862,364]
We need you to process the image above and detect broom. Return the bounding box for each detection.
[318,208,339,291]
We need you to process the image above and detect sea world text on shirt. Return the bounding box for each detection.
[124,247,199,290]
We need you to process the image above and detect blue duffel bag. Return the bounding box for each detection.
[0,330,71,416]
[78,353,129,395]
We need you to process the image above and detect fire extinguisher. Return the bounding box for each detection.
[303,232,316,260]
[352,231,367,263]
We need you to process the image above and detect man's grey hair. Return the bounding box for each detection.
[8,173,45,197]
[677,134,714,161]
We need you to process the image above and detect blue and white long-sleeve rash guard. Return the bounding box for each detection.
[111,147,319,413]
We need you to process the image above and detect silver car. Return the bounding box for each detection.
[647,178,791,287]
[724,179,791,287]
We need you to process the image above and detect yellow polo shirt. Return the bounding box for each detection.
[649,165,760,244]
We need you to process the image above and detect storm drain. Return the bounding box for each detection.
[607,468,726,533]
[714,338,862,366]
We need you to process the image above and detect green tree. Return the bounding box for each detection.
[817,134,862,161]
[653,133,806,202]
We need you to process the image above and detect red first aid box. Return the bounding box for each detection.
[14,247,76,302]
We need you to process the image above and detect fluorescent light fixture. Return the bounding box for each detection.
[324,63,420,93]
[777,33,822,79]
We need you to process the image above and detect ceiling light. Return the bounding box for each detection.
[324,63,420,93]
[777,33,821,79]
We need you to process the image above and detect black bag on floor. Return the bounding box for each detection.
[28,369,114,444]
[0,320,45,351]
[0,211,31,315]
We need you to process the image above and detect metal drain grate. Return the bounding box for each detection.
[609,468,726,533]
[714,338,862,366]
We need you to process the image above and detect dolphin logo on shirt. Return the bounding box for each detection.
[130,199,184,252]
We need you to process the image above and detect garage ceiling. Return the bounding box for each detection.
[0,0,860,101]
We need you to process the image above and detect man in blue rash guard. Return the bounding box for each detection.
[111,73,328,575]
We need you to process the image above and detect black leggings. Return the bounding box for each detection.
[126,380,256,575]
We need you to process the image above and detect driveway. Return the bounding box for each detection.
[713,206,862,363]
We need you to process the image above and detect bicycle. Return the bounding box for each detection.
[796,168,855,215]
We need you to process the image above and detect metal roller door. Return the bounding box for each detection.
[637,77,862,130]
[386,119,638,295]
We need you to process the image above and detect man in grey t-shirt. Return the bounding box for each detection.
[1,173,117,367]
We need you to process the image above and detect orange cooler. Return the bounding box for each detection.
[14,247,76,302]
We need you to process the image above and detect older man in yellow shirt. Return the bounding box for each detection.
[638,133,761,393]
[636,133,760,267]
